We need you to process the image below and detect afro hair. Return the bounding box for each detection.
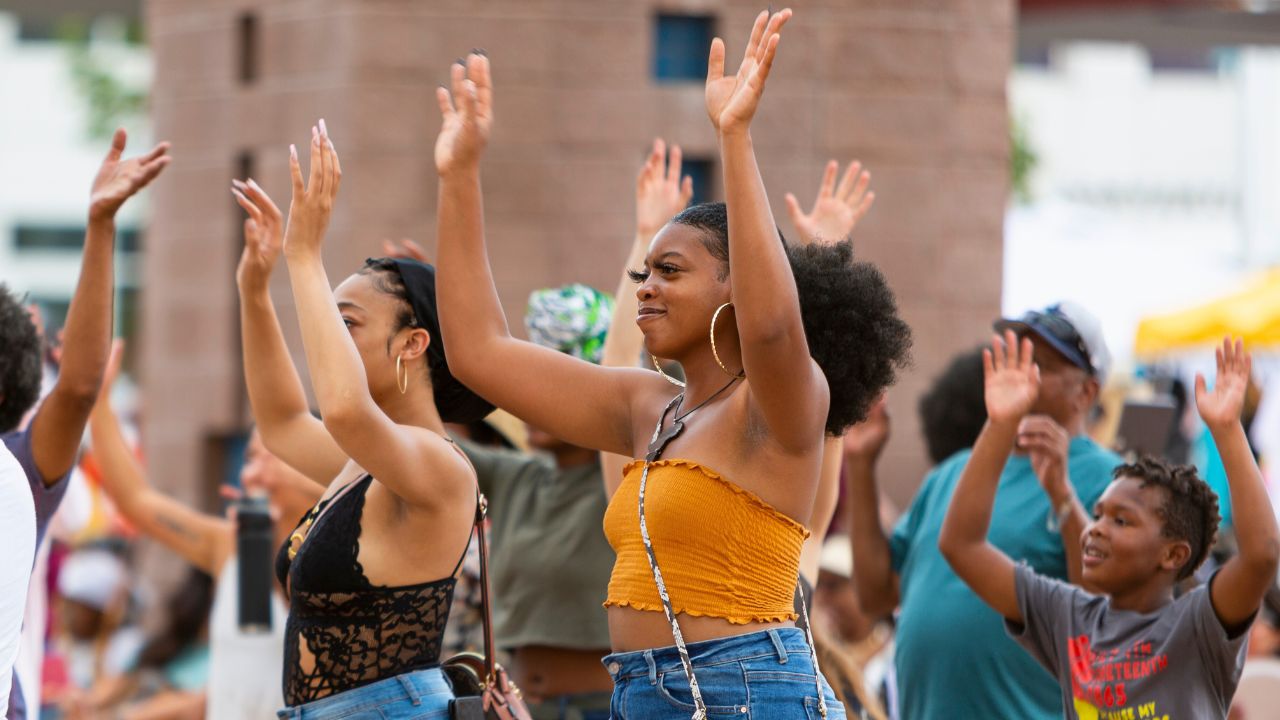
[1114,456,1221,581]
[0,285,42,433]
[788,240,913,434]
[670,202,913,435]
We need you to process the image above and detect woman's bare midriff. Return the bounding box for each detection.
[607,606,795,653]
[509,646,614,700]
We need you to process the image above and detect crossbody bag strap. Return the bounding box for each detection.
[474,493,497,681]
[796,585,829,719]
[637,396,708,720]
[638,394,831,720]
[451,439,499,683]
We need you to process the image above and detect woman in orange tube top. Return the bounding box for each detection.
[432,10,911,719]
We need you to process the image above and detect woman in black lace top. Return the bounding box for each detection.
[232,120,493,719]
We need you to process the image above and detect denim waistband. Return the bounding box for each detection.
[276,667,451,719]
[602,628,812,681]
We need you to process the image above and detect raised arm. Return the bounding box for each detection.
[708,9,828,451]
[844,398,900,619]
[939,331,1041,624]
[28,129,169,484]
[1200,338,1280,630]
[1017,415,1090,587]
[233,176,347,484]
[434,54,661,457]
[784,159,875,246]
[600,139,693,491]
[89,343,232,575]
[281,122,468,508]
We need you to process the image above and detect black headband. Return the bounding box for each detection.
[381,257,495,424]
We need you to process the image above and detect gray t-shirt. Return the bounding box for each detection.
[1007,563,1249,719]
[2,428,71,551]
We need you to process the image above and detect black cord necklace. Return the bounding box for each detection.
[645,376,741,462]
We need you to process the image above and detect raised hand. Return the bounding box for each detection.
[1196,337,1252,433]
[232,177,285,290]
[88,128,171,223]
[381,238,430,263]
[705,9,791,134]
[843,395,890,463]
[435,52,493,176]
[283,119,342,258]
[785,160,875,245]
[983,330,1040,425]
[636,138,694,238]
[1018,415,1070,497]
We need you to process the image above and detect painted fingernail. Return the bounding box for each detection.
[248,178,261,190]
[454,57,466,66]
[232,178,246,188]
[319,118,328,136]
[290,144,297,159]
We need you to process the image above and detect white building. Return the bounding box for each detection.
[0,9,150,335]
[1007,33,1280,369]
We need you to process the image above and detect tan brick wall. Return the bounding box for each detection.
[143,0,1012,514]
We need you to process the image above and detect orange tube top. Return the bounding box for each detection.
[602,458,810,624]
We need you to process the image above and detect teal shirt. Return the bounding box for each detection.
[889,437,1121,720]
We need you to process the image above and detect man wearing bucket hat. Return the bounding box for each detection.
[848,301,1122,720]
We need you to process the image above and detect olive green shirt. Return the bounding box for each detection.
[460,441,614,651]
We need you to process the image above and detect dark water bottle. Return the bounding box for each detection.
[236,496,274,633]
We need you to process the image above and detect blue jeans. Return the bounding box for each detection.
[602,628,846,719]
[276,667,453,719]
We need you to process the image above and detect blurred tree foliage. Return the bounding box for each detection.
[58,16,148,142]
[1010,113,1038,204]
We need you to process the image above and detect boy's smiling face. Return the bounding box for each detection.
[1081,476,1193,596]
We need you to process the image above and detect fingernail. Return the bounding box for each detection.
[454,57,466,66]
[319,118,328,136]
[232,178,245,188]
[290,144,297,159]
[248,178,261,190]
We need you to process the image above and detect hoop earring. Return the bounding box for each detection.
[651,354,685,388]
[396,354,409,394]
[711,302,745,379]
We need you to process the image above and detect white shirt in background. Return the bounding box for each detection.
[0,443,36,713]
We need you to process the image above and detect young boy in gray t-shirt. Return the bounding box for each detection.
[939,334,1278,719]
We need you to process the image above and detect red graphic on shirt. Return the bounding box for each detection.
[1067,635,1168,714]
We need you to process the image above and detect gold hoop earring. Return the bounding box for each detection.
[711,302,745,379]
[651,354,686,388]
[396,354,409,394]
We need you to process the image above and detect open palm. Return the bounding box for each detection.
[984,330,1040,424]
[785,160,875,245]
[435,54,493,175]
[89,128,171,222]
[232,178,284,289]
[1196,337,1251,431]
[636,138,693,237]
[705,9,791,133]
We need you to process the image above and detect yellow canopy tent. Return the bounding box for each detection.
[1134,268,1280,357]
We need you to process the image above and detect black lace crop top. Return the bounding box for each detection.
[274,475,466,706]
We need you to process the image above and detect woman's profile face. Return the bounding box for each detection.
[334,272,411,403]
[633,222,730,360]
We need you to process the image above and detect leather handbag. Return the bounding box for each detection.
[444,495,533,720]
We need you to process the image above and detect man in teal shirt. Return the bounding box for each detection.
[847,302,1122,719]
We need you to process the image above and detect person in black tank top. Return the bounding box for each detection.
[233,121,493,718]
